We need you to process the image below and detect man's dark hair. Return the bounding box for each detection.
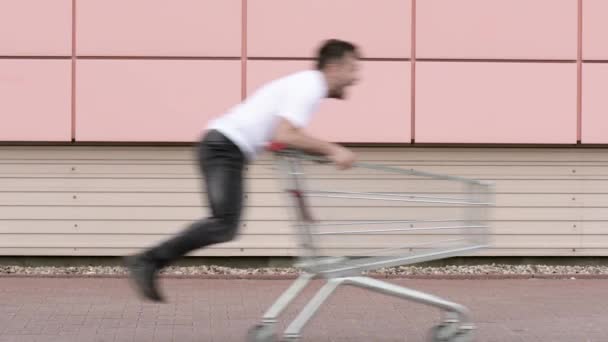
[316,39,358,70]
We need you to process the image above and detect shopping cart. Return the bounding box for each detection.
[248,144,494,342]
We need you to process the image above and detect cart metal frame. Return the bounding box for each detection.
[248,146,494,342]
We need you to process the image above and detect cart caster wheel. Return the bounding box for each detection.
[447,330,473,342]
[247,324,276,342]
[429,324,473,342]
[428,322,459,342]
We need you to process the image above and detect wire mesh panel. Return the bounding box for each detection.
[274,151,494,278]
[247,146,495,342]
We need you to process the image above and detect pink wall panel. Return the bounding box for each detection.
[248,0,411,58]
[0,0,72,55]
[417,0,577,60]
[77,0,241,56]
[582,64,608,143]
[416,62,577,144]
[0,60,71,141]
[582,0,608,60]
[75,60,241,142]
[248,61,411,143]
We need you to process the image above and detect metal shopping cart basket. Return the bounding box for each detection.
[248,144,494,342]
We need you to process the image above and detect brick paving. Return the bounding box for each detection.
[0,276,606,341]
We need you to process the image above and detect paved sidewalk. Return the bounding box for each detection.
[0,277,606,341]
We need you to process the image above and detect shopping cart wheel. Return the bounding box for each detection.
[247,324,276,342]
[428,322,459,341]
[449,331,473,342]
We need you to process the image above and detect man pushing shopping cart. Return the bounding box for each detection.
[125,39,493,342]
[124,39,360,301]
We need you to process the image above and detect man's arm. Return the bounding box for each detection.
[273,118,356,169]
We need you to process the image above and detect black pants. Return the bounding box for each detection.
[144,130,246,268]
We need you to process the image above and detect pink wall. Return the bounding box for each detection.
[77,0,241,57]
[0,60,71,141]
[416,62,577,143]
[417,0,576,60]
[248,61,411,143]
[0,0,72,56]
[76,60,241,142]
[582,0,608,60]
[1,0,606,145]
[248,0,411,58]
[582,64,608,144]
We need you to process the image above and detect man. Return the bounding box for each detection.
[125,39,360,301]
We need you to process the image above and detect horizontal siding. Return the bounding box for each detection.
[0,178,605,193]
[0,192,598,207]
[0,146,607,257]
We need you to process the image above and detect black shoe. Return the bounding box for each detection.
[124,254,165,302]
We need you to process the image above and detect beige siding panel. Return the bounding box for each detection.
[0,192,597,207]
[0,178,595,193]
[0,206,589,221]
[1,247,603,257]
[0,247,297,257]
[0,163,601,177]
[0,230,579,245]
[3,146,608,161]
[1,146,608,257]
[0,220,580,235]
[3,164,608,180]
[0,234,581,251]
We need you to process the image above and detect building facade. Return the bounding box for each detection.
[1,0,607,257]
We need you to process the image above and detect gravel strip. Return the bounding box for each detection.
[2,264,608,278]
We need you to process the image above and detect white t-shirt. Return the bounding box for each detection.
[208,70,328,160]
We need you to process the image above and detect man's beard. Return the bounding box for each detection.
[328,88,345,99]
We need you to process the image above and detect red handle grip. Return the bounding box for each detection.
[267,142,287,152]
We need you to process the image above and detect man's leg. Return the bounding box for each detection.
[125,133,245,301]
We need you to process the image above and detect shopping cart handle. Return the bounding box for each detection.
[267,142,332,164]
[267,142,288,152]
